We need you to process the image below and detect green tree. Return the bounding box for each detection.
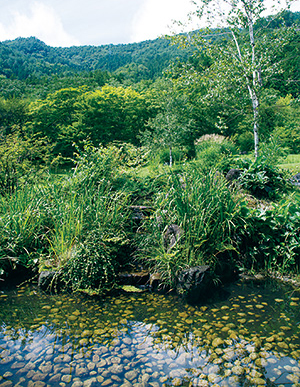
[141,80,194,166]
[78,85,156,146]
[0,97,28,137]
[26,87,87,157]
[175,0,295,157]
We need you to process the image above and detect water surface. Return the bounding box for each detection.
[0,279,299,386]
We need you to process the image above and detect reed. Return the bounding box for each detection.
[137,166,243,287]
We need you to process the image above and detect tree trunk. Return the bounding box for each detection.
[231,5,260,159]
[252,91,259,159]
[169,145,173,168]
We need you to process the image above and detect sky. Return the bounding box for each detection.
[0,0,299,48]
[0,0,195,47]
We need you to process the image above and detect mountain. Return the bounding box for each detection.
[0,36,192,81]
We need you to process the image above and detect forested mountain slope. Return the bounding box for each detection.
[0,36,191,81]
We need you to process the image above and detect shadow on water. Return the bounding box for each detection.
[0,279,299,386]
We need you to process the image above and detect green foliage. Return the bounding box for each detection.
[141,80,195,166]
[0,143,132,293]
[0,36,191,87]
[0,184,51,277]
[78,86,155,147]
[238,197,300,273]
[238,157,290,199]
[159,147,187,165]
[137,167,242,287]
[59,188,130,293]
[195,135,238,172]
[26,86,156,158]
[0,132,51,195]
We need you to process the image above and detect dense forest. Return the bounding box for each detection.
[1,9,300,294]
[0,11,299,155]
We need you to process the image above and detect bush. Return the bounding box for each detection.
[236,132,254,153]
[0,132,51,195]
[237,197,300,273]
[237,157,291,199]
[195,136,238,172]
[0,143,133,293]
[159,147,187,165]
[59,188,131,294]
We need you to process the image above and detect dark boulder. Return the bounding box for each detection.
[38,271,63,293]
[176,265,213,304]
[291,173,300,186]
[226,169,241,183]
[117,271,150,286]
[163,224,183,251]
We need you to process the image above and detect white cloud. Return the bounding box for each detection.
[0,1,80,46]
[130,0,196,42]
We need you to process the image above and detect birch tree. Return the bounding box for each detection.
[177,0,295,158]
[141,80,194,167]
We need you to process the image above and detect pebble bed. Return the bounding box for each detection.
[0,279,299,387]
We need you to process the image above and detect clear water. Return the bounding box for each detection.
[0,279,299,387]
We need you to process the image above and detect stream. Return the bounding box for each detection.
[0,279,299,387]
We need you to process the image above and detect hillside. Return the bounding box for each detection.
[0,36,191,81]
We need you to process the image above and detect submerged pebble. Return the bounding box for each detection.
[0,281,299,387]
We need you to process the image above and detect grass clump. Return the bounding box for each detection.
[0,143,133,294]
[136,166,243,288]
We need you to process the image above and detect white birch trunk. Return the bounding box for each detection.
[232,0,260,158]
[169,145,173,167]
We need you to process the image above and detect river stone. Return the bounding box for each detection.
[0,355,14,365]
[140,374,150,383]
[226,169,241,183]
[24,362,36,371]
[92,354,100,363]
[83,377,98,387]
[32,372,47,381]
[48,374,61,383]
[111,375,122,382]
[71,381,83,387]
[28,382,46,387]
[101,379,113,386]
[163,224,183,251]
[0,382,13,387]
[87,361,96,371]
[109,364,124,374]
[76,366,89,376]
[125,370,138,381]
[97,359,106,368]
[122,349,134,358]
[39,363,52,373]
[176,353,188,365]
[96,376,104,383]
[61,375,72,383]
[11,361,26,369]
[38,270,63,293]
[111,357,121,364]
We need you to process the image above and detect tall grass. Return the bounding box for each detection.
[0,185,51,275]
[136,166,243,287]
[0,144,132,293]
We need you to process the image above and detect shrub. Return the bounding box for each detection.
[59,188,131,294]
[237,197,300,273]
[0,132,51,195]
[159,147,187,165]
[195,136,238,172]
[238,157,291,199]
